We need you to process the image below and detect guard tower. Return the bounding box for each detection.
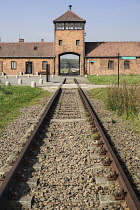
[53,6,86,75]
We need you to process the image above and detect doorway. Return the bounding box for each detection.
[26,62,32,74]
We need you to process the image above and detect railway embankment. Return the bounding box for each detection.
[0,76,139,209]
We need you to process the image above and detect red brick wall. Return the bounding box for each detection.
[1,56,140,75]
[86,58,140,75]
[54,30,85,75]
[0,58,54,75]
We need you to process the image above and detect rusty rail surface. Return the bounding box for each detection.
[74,78,140,210]
[0,79,66,207]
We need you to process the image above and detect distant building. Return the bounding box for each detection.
[0,8,140,75]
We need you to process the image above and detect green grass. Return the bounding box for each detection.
[88,75,140,85]
[0,85,51,131]
[90,85,140,133]
[89,88,107,100]
[60,69,69,73]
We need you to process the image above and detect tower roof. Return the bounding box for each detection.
[53,10,86,23]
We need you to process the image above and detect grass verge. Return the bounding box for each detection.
[88,75,140,85]
[0,85,51,131]
[90,85,140,133]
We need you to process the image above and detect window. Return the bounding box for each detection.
[34,46,37,50]
[65,23,69,29]
[11,61,17,70]
[56,23,64,30]
[76,40,80,46]
[69,23,74,29]
[65,22,74,29]
[42,61,48,70]
[108,60,114,70]
[75,23,84,30]
[59,40,62,46]
[55,22,84,30]
[124,61,130,69]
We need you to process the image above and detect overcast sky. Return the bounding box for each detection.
[0,0,140,43]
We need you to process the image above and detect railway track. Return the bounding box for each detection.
[0,78,139,209]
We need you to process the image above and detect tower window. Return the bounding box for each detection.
[69,23,74,29]
[34,46,37,50]
[59,40,62,46]
[56,23,64,30]
[76,40,80,45]
[65,23,74,29]
[124,61,130,69]
[65,23,69,30]
[75,23,84,30]
[55,22,84,30]
[108,60,114,70]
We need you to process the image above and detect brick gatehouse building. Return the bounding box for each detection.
[0,8,140,75]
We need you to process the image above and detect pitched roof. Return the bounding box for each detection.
[0,42,54,58]
[1,41,140,58]
[85,42,140,57]
[53,10,86,23]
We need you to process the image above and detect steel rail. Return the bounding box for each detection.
[74,78,140,210]
[0,79,66,207]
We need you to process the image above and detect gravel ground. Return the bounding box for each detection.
[84,92,140,197]
[0,77,139,205]
[6,88,126,209]
[0,96,51,169]
[77,77,140,197]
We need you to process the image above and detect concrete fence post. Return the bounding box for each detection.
[16,75,18,78]
[18,79,22,84]
[31,81,36,87]
[28,75,30,78]
[39,79,43,85]
[5,75,8,79]
[40,75,42,78]
[2,72,5,76]
[20,72,22,75]
[5,81,10,86]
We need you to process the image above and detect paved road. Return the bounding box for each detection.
[0,75,108,92]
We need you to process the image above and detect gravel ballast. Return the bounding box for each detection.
[84,91,140,198]
[0,77,139,203]
[0,98,50,169]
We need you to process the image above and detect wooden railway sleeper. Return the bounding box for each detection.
[108,171,119,181]
[96,140,104,147]
[99,146,107,155]
[102,158,112,166]
[114,189,127,200]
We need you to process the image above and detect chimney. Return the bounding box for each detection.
[41,39,44,42]
[19,39,24,42]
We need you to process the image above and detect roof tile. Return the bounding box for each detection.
[53,10,86,22]
[85,42,140,57]
[0,42,54,58]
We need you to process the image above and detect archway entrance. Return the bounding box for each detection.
[59,54,80,75]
